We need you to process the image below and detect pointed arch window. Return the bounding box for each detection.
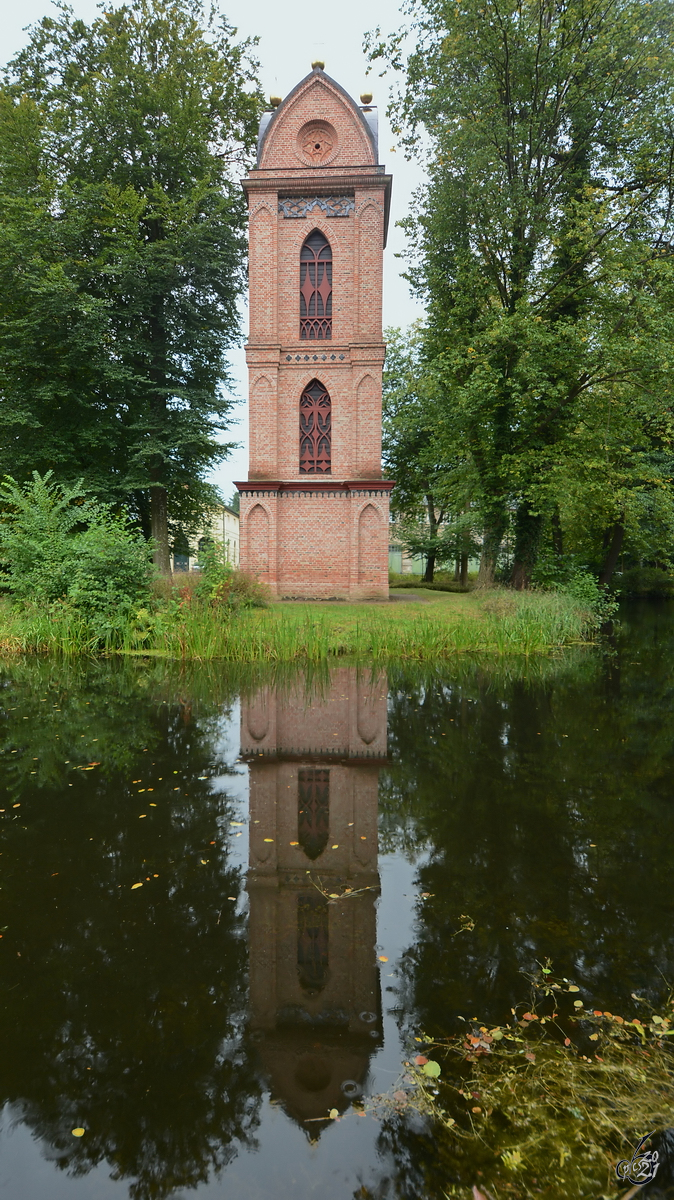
[297,769,330,860]
[300,379,331,474]
[300,229,332,340]
[297,893,329,993]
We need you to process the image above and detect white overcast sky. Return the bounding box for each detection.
[1,0,426,501]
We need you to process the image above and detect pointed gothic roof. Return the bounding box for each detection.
[256,66,379,169]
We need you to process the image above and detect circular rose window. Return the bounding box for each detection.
[297,120,338,166]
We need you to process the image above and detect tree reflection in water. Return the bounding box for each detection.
[0,658,262,1199]
[381,613,674,1030]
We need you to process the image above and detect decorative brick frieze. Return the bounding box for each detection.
[279,195,356,218]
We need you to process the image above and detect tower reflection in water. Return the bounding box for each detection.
[241,668,387,1128]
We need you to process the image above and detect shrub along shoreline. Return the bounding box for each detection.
[0,586,602,662]
[0,473,610,662]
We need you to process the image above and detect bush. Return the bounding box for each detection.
[0,472,153,615]
[531,551,618,623]
[194,540,270,609]
[614,566,674,598]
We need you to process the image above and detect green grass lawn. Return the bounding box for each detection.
[0,586,598,661]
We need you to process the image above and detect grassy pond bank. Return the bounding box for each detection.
[0,584,600,660]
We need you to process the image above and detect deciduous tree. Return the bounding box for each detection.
[0,0,262,571]
[369,0,674,585]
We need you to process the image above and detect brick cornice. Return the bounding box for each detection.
[244,169,390,189]
[245,343,387,365]
[235,479,395,495]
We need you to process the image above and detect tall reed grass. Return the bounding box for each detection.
[0,588,598,662]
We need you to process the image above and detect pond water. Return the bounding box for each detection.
[0,602,672,1199]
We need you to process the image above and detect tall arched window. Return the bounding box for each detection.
[300,379,331,474]
[300,229,332,340]
[297,768,330,860]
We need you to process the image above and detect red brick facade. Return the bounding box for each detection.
[235,68,393,599]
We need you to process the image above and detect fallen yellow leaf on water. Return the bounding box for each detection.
[264,838,274,843]
[131,883,143,890]
[71,1128,85,1137]
[378,955,389,962]
[290,841,299,846]
[329,1108,339,1119]
[331,844,339,849]
[329,893,340,898]
[139,814,146,819]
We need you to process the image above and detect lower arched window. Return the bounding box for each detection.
[300,379,331,474]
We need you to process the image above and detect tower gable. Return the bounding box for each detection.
[257,69,377,171]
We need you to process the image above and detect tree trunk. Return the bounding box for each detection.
[423,492,439,582]
[598,521,624,588]
[551,507,564,557]
[460,552,468,587]
[477,510,507,587]
[150,483,172,576]
[511,506,543,590]
[133,490,152,541]
[147,267,171,576]
[453,557,460,582]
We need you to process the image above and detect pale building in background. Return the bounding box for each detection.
[171,504,240,573]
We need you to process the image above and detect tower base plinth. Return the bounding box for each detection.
[235,480,393,601]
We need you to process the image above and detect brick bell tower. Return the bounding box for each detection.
[235,66,393,600]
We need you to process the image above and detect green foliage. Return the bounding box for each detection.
[532,553,618,622]
[0,0,263,566]
[370,0,674,586]
[615,566,674,598]
[0,472,153,615]
[383,325,480,579]
[194,540,270,609]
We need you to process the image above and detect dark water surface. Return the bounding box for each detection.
[0,603,672,1199]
